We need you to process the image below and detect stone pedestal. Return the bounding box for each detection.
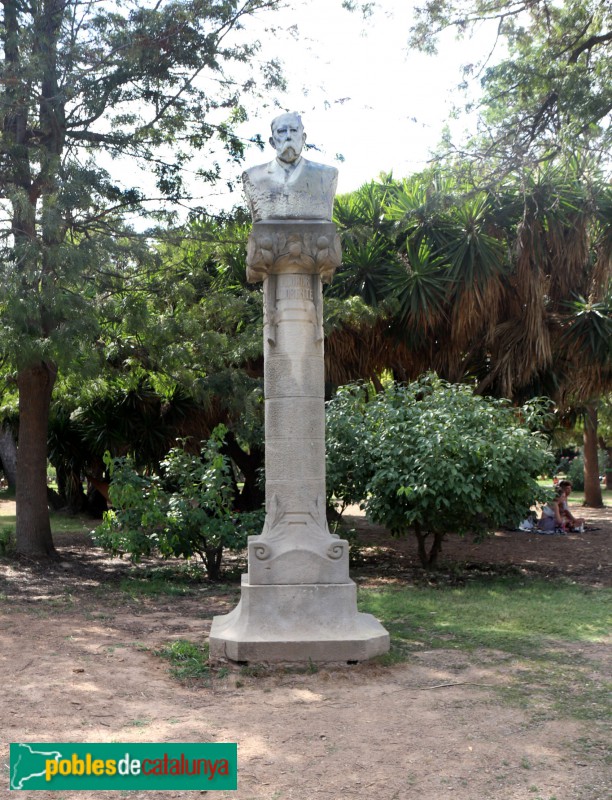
[211,579,389,663]
[209,220,389,664]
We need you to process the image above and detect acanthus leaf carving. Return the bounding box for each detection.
[245,222,341,283]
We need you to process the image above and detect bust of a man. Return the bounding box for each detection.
[243,112,338,222]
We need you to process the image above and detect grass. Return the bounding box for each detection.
[49,513,94,536]
[154,639,211,683]
[0,489,93,537]
[358,576,610,657]
[118,564,206,597]
[359,576,611,723]
[119,575,196,597]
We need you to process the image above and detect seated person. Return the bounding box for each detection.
[557,480,585,531]
[537,486,567,533]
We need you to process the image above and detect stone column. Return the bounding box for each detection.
[209,220,389,664]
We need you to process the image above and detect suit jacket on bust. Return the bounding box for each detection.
[243,157,338,222]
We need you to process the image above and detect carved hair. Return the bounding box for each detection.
[270,111,303,134]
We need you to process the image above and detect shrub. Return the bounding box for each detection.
[94,426,263,579]
[325,382,373,513]
[567,455,585,490]
[566,450,607,491]
[326,375,554,569]
[0,525,15,556]
[555,456,573,476]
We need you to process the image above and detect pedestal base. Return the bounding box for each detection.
[209,579,389,664]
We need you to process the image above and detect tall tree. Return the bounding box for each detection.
[0,0,280,557]
[325,168,612,503]
[408,0,611,175]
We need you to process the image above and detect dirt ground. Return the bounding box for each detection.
[1,500,610,800]
[343,503,612,588]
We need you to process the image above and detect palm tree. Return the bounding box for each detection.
[327,166,612,504]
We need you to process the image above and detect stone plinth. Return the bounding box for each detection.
[210,579,389,663]
[209,217,389,665]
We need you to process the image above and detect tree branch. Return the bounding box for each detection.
[569,30,612,63]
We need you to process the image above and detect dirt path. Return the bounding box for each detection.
[1,502,610,800]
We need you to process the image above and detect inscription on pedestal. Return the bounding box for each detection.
[277,275,313,302]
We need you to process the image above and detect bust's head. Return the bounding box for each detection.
[269,112,306,164]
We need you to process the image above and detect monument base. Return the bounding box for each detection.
[209,579,389,664]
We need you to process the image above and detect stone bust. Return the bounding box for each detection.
[243,112,338,222]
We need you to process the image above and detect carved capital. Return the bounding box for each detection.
[246,220,341,284]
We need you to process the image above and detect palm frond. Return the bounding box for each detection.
[384,241,450,332]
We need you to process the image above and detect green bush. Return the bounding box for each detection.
[326,375,554,568]
[325,382,374,513]
[94,426,263,579]
[555,456,573,476]
[567,450,607,491]
[0,525,15,556]
[567,455,585,490]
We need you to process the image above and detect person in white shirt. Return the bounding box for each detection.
[537,485,567,533]
[557,480,585,532]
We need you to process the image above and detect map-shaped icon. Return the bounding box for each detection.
[10,743,63,790]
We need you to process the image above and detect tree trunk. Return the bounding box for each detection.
[56,463,87,513]
[222,432,264,512]
[583,403,603,508]
[205,544,224,581]
[414,521,429,568]
[427,531,445,569]
[0,425,18,491]
[414,522,445,569]
[371,373,385,394]
[15,361,58,558]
